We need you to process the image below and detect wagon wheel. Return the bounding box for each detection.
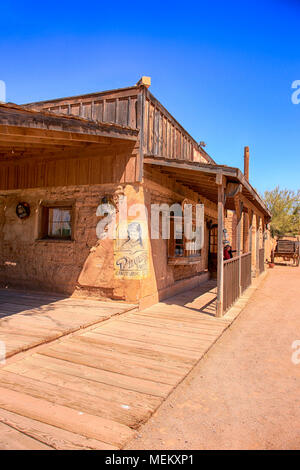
[297,256,300,267]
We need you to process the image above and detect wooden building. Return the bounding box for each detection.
[0,77,271,315]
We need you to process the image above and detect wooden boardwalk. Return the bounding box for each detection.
[0,279,235,450]
[0,289,136,358]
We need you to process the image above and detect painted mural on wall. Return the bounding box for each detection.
[114,221,149,279]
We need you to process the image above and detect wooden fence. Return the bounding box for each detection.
[223,256,239,313]
[259,248,265,274]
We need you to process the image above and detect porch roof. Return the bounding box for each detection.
[0,102,138,160]
[144,156,271,220]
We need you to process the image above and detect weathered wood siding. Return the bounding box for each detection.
[142,91,209,163]
[0,153,138,190]
[24,87,212,165]
[25,88,140,130]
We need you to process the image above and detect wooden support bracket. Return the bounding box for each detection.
[225,182,242,198]
[234,196,244,222]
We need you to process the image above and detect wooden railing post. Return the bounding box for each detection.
[216,173,226,317]
[256,214,261,277]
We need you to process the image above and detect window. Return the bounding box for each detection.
[209,225,218,254]
[168,204,202,264]
[170,216,184,257]
[40,205,73,240]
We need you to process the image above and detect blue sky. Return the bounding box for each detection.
[1,0,299,195]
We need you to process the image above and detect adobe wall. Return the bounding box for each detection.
[0,183,145,302]
[139,168,218,308]
[0,170,219,306]
[225,209,275,265]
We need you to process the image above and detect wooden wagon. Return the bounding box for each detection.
[271,239,300,266]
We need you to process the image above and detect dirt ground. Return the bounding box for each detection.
[126,265,300,450]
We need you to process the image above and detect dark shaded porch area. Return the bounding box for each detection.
[161,279,217,318]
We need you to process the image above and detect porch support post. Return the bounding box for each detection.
[243,212,249,253]
[249,209,254,275]
[256,214,261,277]
[262,216,266,272]
[234,196,243,295]
[216,172,226,317]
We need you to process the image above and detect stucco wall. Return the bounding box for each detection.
[0,174,219,305]
[137,171,218,305]
[225,209,274,266]
[0,184,141,299]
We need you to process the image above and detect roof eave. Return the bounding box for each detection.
[144,156,271,219]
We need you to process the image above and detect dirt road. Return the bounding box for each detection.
[127,266,300,450]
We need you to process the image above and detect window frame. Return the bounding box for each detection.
[168,202,202,265]
[38,202,75,242]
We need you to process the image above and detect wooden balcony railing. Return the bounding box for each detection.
[25,86,213,165]
[25,87,141,129]
[142,90,209,163]
[223,252,252,314]
[223,256,239,313]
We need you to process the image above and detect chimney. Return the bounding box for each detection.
[244,146,249,181]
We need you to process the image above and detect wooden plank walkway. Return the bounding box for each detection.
[0,289,136,358]
[0,279,236,450]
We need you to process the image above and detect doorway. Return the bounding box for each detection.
[208,222,218,277]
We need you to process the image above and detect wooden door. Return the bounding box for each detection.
[208,224,218,274]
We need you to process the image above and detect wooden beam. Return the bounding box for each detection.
[234,195,243,221]
[23,86,139,109]
[0,126,137,147]
[243,212,249,253]
[144,158,270,219]
[144,157,238,179]
[237,168,270,219]
[225,182,242,198]
[239,192,264,220]
[216,172,225,186]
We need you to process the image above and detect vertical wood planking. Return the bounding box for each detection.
[136,91,145,182]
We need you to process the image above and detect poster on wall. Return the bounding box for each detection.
[114,221,149,279]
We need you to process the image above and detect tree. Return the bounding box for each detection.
[263,187,300,238]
